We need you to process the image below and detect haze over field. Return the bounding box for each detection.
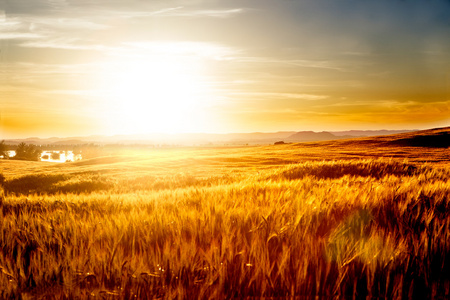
[1,0,449,138]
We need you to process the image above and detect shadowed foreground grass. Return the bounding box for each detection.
[0,153,449,298]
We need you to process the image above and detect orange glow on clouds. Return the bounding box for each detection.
[1,1,449,138]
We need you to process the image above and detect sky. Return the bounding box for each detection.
[1,0,449,138]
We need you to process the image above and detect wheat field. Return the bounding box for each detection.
[0,140,449,299]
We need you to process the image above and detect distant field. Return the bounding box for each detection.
[0,131,449,299]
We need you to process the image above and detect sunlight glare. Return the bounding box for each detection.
[98,55,212,134]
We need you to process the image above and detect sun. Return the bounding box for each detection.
[97,55,212,134]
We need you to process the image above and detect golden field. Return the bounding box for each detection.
[0,130,449,299]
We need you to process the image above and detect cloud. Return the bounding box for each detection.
[165,8,245,18]
[99,6,184,19]
[18,38,239,62]
[235,56,348,72]
[44,89,105,97]
[32,17,110,30]
[0,32,42,40]
[124,41,239,60]
[0,14,109,47]
[231,92,329,101]
[148,6,185,16]
[0,16,42,39]
[3,15,111,32]
[103,6,245,19]
[3,0,58,14]
[19,38,112,51]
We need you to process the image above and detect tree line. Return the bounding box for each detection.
[0,141,42,161]
[0,140,103,161]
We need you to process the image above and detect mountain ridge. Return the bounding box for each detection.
[0,129,426,146]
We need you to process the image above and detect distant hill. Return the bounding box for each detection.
[331,130,416,137]
[1,129,431,146]
[385,127,450,148]
[284,129,418,143]
[306,126,450,149]
[286,131,337,142]
[51,139,86,146]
